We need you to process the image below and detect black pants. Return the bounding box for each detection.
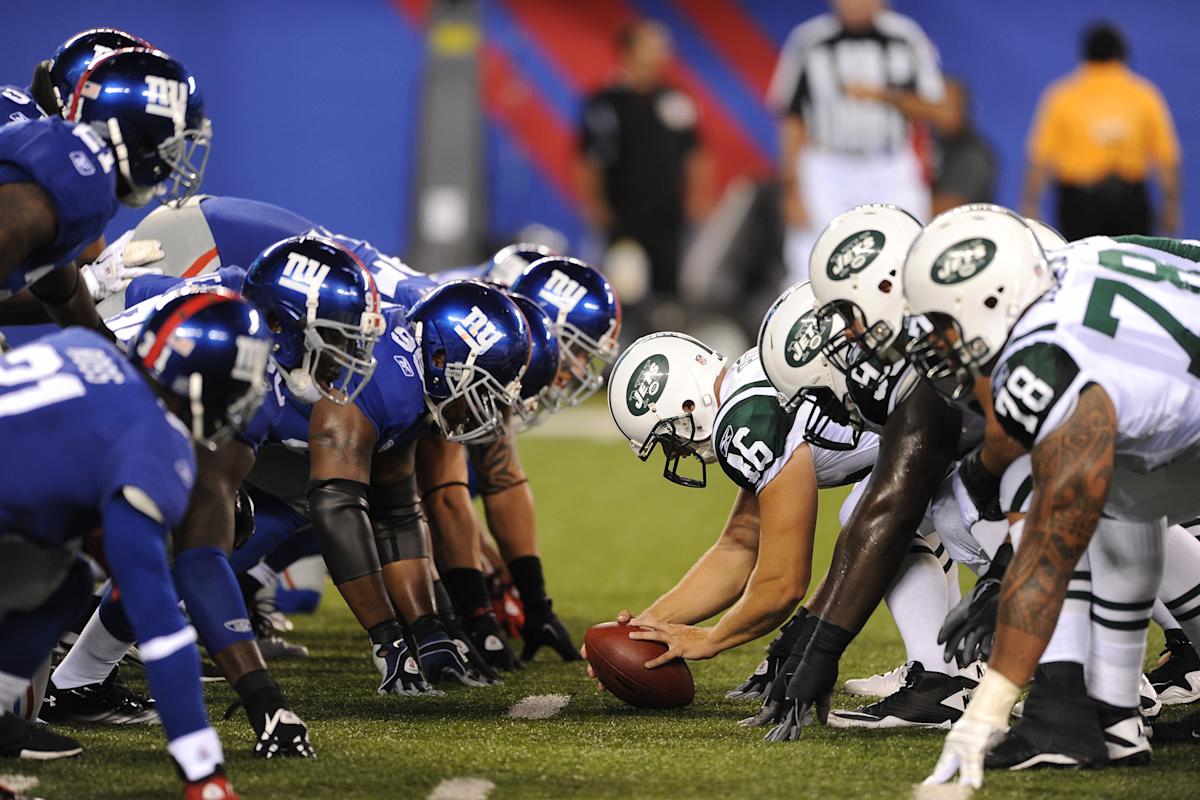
[612,223,682,298]
[1056,178,1151,242]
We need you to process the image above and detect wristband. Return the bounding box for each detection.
[807,617,855,659]
[963,669,1019,729]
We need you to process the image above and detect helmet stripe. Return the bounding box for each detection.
[140,292,232,370]
[65,46,155,121]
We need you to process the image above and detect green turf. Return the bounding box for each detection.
[13,437,1200,798]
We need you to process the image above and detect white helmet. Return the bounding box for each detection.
[608,332,727,487]
[1025,218,1068,249]
[758,281,862,451]
[808,204,922,385]
[902,204,1055,405]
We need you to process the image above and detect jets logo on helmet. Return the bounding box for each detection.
[785,310,829,368]
[827,230,885,281]
[626,355,668,416]
[454,306,503,355]
[280,252,332,294]
[538,270,588,316]
[143,75,188,130]
[932,238,997,285]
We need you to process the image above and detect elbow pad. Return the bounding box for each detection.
[307,478,380,584]
[369,474,430,564]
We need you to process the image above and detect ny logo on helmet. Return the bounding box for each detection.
[144,75,188,132]
[455,306,503,355]
[785,310,829,367]
[932,238,997,285]
[626,354,668,417]
[827,230,885,281]
[538,270,587,314]
[231,336,270,383]
[280,252,332,295]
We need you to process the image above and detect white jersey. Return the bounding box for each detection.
[711,349,879,495]
[992,236,1200,474]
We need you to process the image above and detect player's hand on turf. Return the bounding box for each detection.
[371,634,441,696]
[520,604,581,662]
[939,575,1000,668]
[417,629,492,687]
[763,647,838,741]
[250,707,316,759]
[924,716,1007,789]
[465,612,523,672]
[81,230,165,301]
[727,616,804,701]
[627,616,718,668]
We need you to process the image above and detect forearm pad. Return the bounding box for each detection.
[369,474,430,564]
[308,479,381,584]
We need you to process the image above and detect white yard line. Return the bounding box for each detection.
[507,693,571,720]
[427,777,496,800]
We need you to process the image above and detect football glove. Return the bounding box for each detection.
[520,602,580,662]
[370,622,440,696]
[728,610,808,701]
[489,573,526,640]
[924,716,1007,788]
[249,707,315,759]
[740,612,817,727]
[80,230,164,302]
[466,612,522,672]
[939,543,1012,668]
[763,619,853,742]
[413,617,492,687]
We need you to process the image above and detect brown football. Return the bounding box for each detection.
[584,622,695,709]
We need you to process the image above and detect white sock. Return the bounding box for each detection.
[1158,523,1200,643]
[0,671,29,711]
[885,533,957,677]
[167,726,224,782]
[1086,516,1165,709]
[52,609,133,690]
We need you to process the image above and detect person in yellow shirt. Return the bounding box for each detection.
[1021,22,1181,240]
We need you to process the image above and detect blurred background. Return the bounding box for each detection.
[6,0,1198,353]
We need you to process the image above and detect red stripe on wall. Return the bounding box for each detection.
[503,0,771,191]
[671,0,779,98]
[481,43,580,203]
[391,0,432,27]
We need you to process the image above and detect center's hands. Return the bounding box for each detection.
[626,614,719,668]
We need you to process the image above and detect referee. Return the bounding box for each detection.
[768,0,953,283]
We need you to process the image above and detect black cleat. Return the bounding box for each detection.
[988,661,1107,771]
[1147,629,1200,706]
[1099,702,1151,766]
[0,714,82,760]
[985,728,1103,771]
[252,612,309,660]
[827,662,970,729]
[42,669,158,725]
[1149,709,1200,744]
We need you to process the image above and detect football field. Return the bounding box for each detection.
[13,435,1200,799]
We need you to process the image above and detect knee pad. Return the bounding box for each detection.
[370,474,430,564]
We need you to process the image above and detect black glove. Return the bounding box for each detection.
[413,615,492,687]
[520,602,580,662]
[466,612,522,672]
[225,671,316,758]
[763,619,854,742]
[956,447,1004,523]
[728,610,808,701]
[740,612,817,727]
[369,620,439,696]
[939,542,1012,668]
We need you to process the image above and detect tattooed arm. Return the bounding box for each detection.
[989,383,1116,686]
[468,421,538,563]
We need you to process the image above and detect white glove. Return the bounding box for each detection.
[924,716,1007,788]
[80,230,165,301]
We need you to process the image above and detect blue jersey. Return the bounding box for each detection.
[0,85,47,126]
[0,328,195,547]
[269,307,429,452]
[0,117,118,297]
[124,264,246,310]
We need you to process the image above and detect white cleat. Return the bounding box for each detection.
[843,663,908,697]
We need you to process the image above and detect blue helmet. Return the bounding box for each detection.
[407,280,531,443]
[510,257,621,412]
[242,235,385,405]
[483,242,556,288]
[66,47,211,207]
[131,286,271,450]
[509,293,560,426]
[31,28,150,116]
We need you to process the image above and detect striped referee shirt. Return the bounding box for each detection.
[768,10,944,155]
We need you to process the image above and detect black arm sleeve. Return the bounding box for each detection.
[308,478,381,584]
[811,380,962,635]
[369,474,429,564]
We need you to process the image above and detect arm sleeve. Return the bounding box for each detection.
[102,493,210,741]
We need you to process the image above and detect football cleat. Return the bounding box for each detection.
[0,715,82,760]
[827,662,969,729]
[251,611,309,660]
[1148,709,1200,744]
[990,661,1107,770]
[183,768,238,800]
[465,613,522,672]
[520,605,581,663]
[1139,672,1162,720]
[842,663,909,698]
[41,671,159,725]
[371,629,439,696]
[1099,703,1152,766]
[985,728,1104,771]
[1146,629,1200,705]
[249,707,315,759]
